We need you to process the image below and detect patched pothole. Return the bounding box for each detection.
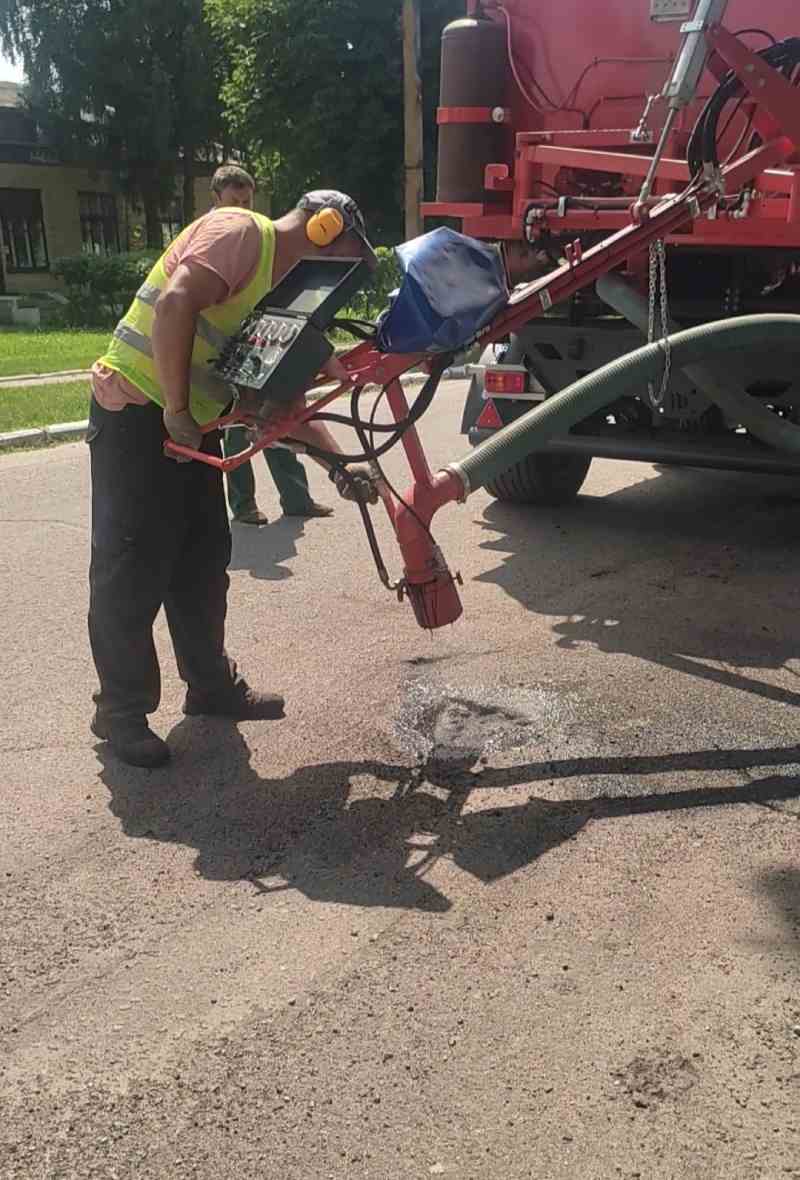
[393,680,574,774]
[610,1053,699,1109]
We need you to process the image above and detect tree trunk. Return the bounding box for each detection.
[144,194,162,250]
[0,217,7,295]
[182,149,195,226]
[402,0,424,240]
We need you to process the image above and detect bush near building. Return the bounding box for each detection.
[52,252,160,327]
[51,245,401,330]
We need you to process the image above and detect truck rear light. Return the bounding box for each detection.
[475,399,503,429]
[484,365,527,395]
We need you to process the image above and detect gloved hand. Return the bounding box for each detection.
[163,409,203,463]
[332,464,379,505]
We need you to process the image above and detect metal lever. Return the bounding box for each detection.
[663,0,729,109]
[355,497,399,591]
[637,0,730,209]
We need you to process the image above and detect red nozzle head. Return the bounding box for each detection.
[403,570,463,630]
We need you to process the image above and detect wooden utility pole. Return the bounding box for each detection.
[402,0,424,239]
[0,217,7,295]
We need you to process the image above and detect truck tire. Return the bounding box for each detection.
[485,453,591,506]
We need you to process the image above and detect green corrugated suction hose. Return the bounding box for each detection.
[597,273,800,456]
[450,314,800,496]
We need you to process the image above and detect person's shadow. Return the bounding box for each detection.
[98,719,800,914]
[229,517,305,581]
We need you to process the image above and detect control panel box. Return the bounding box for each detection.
[215,312,333,397]
[650,0,692,19]
[214,257,370,407]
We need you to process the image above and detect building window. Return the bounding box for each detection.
[0,188,49,272]
[160,199,184,248]
[79,192,120,255]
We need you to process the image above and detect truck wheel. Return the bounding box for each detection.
[485,453,591,506]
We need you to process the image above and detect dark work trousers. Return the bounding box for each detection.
[87,396,239,725]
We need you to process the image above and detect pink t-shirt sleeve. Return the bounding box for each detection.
[163,210,262,302]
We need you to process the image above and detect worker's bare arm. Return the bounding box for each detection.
[152,263,228,414]
[290,416,342,463]
[285,354,351,465]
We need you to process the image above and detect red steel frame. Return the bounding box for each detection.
[166,22,800,629]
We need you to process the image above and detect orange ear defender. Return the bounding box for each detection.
[306,206,345,247]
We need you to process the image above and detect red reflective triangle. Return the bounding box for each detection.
[476,399,503,429]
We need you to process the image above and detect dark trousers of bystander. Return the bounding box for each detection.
[223,426,315,517]
[87,396,241,725]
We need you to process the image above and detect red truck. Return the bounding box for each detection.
[424,0,800,505]
[174,2,800,629]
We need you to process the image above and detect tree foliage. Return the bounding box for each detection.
[0,0,227,245]
[0,0,466,246]
[206,0,463,242]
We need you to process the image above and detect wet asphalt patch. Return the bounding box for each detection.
[393,680,576,777]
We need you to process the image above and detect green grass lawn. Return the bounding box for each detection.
[0,329,108,378]
[0,380,91,432]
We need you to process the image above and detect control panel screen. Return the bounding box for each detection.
[262,257,366,326]
[285,271,346,316]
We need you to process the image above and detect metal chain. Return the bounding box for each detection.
[647,239,671,409]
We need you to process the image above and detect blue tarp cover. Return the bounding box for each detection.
[376,227,509,354]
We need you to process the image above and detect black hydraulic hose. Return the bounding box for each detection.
[687,37,800,176]
[449,315,800,496]
[307,362,450,463]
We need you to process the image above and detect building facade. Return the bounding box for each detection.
[0,81,264,294]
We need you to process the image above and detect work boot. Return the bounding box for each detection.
[183,681,285,721]
[91,714,171,768]
[233,507,269,526]
[283,502,333,519]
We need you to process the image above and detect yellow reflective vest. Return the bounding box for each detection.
[98,209,276,425]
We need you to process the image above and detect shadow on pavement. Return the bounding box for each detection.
[758,866,800,949]
[476,465,800,707]
[98,719,800,913]
[229,517,305,581]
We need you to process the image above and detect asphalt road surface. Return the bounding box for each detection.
[2,381,800,1179]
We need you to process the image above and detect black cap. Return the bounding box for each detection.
[297,189,376,262]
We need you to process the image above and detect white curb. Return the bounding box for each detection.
[45,420,90,443]
[0,368,90,387]
[0,427,47,449]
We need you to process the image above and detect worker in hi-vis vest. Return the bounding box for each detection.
[210,165,335,524]
[88,185,378,767]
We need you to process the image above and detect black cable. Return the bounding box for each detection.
[281,361,453,576]
[292,365,448,465]
[312,411,404,433]
[314,369,444,446]
[369,383,388,438]
[733,28,778,46]
[564,56,673,111]
[722,107,757,167]
[370,452,437,547]
[715,92,746,146]
[363,385,437,546]
[687,37,800,178]
[530,179,562,198]
[297,386,440,549]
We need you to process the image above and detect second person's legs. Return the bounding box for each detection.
[223,426,261,521]
[263,445,316,515]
